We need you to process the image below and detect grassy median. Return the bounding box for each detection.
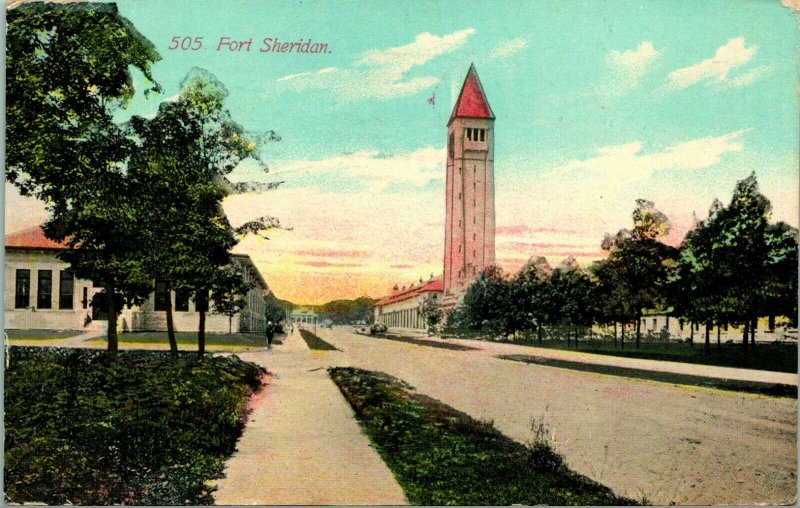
[4,346,265,505]
[299,329,339,350]
[329,367,636,506]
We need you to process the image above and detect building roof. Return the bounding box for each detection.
[375,278,443,307]
[5,227,68,250]
[448,64,495,125]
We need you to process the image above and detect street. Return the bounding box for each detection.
[312,327,796,505]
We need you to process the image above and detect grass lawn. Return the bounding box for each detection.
[89,331,272,348]
[4,346,265,505]
[298,329,339,351]
[499,354,796,398]
[329,367,636,506]
[481,336,798,373]
[5,329,83,341]
[374,333,479,351]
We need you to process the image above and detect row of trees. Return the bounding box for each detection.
[447,175,798,353]
[7,4,280,355]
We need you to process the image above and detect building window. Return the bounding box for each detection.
[59,270,74,309]
[175,287,190,312]
[15,269,30,309]
[154,281,169,311]
[466,128,472,141]
[37,270,52,309]
[82,287,88,309]
[480,129,485,141]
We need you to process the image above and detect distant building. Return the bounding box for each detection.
[291,308,317,324]
[4,227,270,333]
[374,278,443,332]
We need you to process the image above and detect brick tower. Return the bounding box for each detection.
[443,64,495,308]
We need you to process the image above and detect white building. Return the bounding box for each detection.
[5,227,270,334]
[374,279,443,333]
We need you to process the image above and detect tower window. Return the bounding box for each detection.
[448,132,454,158]
[458,192,461,200]
[466,128,472,141]
[480,129,485,141]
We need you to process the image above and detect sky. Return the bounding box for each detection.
[5,0,800,304]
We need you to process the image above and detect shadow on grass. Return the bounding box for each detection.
[372,333,479,351]
[498,354,797,399]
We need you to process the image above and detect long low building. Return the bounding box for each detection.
[373,278,443,333]
[5,227,270,334]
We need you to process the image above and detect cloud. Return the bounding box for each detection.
[264,146,445,190]
[557,129,748,180]
[277,29,475,100]
[606,41,661,86]
[487,37,529,60]
[667,37,759,90]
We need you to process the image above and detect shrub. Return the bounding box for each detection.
[4,347,265,505]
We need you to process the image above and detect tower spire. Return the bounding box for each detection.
[448,64,495,125]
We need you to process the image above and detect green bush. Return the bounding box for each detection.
[4,347,265,505]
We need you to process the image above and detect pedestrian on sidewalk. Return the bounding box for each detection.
[266,321,275,349]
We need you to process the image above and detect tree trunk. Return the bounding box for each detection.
[689,322,694,348]
[197,291,208,357]
[742,320,749,348]
[106,281,118,353]
[228,314,233,334]
[768,314,776,332]
[537,324,542,344]
[621,322,625,350]
[575,326,579,348]
[635,317,641,349]
[613,322,618,347]
[750,316,756,350]
[165,284,178,356]
[717,325,721,350]
[704,320,711,355]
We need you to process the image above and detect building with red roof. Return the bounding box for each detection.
[373,277,443,332]
[5,227,271,333]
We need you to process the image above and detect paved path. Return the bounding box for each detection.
[213,328,407,505]
[313,327,796,505]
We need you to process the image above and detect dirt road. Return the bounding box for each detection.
[316,328,796,505]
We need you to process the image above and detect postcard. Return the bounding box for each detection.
[4,0,798,505]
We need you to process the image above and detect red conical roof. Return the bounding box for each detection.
[448,64,495,125]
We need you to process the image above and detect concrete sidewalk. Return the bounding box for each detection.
[213,328,408,505]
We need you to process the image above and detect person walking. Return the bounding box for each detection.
[266,321,274,349]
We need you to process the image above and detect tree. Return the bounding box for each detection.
[461,265,515,337]
[512,256,552,342]
[128,69,261,353]
[418,293,444,335]
[601,200,678,348]
[676,174,792,349]
[589,258,634,347]
[7,3,161,352]
[546,258,595,346]
[211,263,252,335]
